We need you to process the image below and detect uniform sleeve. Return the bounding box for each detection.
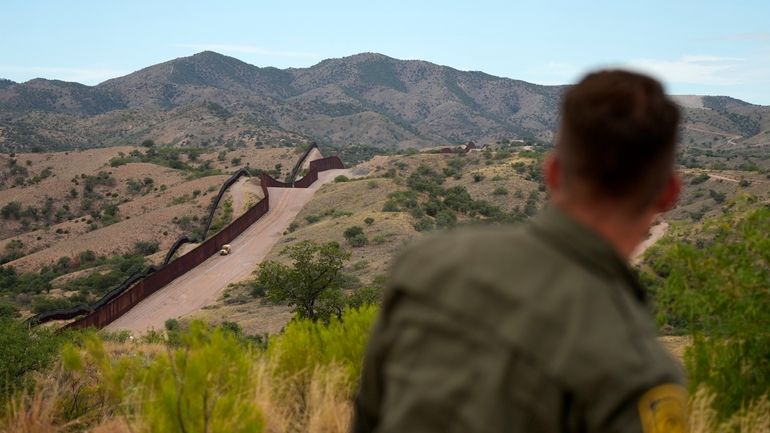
[585,381,689,433]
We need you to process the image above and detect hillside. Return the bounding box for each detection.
[0,142,302,318]
[2,52,769,152]
[196,144,770,335]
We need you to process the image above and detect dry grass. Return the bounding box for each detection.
[252,360,352,433]
[2,336,767,433]
[690,387,770,433]
[1,342,354,433]
[6,365,768,433]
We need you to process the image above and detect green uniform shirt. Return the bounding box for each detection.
[353,206,687,433]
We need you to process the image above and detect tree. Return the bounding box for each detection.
[255,241,351,321]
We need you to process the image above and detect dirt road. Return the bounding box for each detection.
[107,169,350,334]
[708,174,739,183]
[631,221,669,265]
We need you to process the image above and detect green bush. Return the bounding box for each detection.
[0,301,19,318]
[413,216,434,232]
[344,226,368,247]
[690,173,710,185]
[644,207,770,418]
[334,175,349,183]
[133,240,160,256]
[493,186,509,196]
[268,305,377,388]
[0,318,65,399]
[382,200,399,212]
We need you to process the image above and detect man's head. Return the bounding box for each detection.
[546,70,680,214]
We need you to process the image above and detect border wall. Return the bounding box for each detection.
[27,145,343,330]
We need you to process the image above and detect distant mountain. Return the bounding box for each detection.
[0,51,768,151]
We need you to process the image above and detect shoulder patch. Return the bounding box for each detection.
[638,384,689,433]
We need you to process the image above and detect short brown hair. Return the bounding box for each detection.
[557,70,680,206]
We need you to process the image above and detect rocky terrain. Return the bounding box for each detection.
[1,51,769,153]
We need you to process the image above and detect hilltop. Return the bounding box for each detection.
[2,52,769,153]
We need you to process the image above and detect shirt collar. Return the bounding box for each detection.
[529,206,647,303]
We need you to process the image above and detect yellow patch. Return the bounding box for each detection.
[638,384,689,433]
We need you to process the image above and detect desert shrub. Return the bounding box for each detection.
[443,186,475,213]
[334,175,349,183]
[364,217,374,226]
[133,240,160,256]
[493,186,509,196]
[690,173,710,185]
[305,214,321,224]
[435,209,457,228]
[343,226,368,247]
[367,180,379,189]
[346,287,382,310]
[407,165,444,194]
[382,200,399,212]
[78,250,97,265]
[413,216,434,232]
[709,189,726,204]
[1,201,22,219]
[443,157,466,178]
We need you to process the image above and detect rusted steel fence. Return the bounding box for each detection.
[58,152,343,330]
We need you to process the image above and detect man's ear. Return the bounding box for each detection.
[654,172,681,212]
[544,153,560,193]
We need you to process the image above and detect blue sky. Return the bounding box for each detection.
[2,0,769,104]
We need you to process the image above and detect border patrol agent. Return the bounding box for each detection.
[353,70,688,433]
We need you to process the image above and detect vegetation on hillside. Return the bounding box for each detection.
[109,145,223,179]
[0,251,148,315]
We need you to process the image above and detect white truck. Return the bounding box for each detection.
[219,244,232,255]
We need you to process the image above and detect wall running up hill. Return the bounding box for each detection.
[59,152,344,330]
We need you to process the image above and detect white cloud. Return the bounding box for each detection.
[725,32,770,41]
[175,44,319,59]
[0,65,128,85]
[623,55,744,86]
[525,61,582,84]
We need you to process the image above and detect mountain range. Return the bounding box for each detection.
[1,51,769,151]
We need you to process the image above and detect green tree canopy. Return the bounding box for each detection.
[255,241,351,321]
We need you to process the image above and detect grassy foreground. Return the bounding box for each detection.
[1,305,768,432]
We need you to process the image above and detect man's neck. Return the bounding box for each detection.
[553,200,655,261]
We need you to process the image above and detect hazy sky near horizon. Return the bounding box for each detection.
[2,0,770,104]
